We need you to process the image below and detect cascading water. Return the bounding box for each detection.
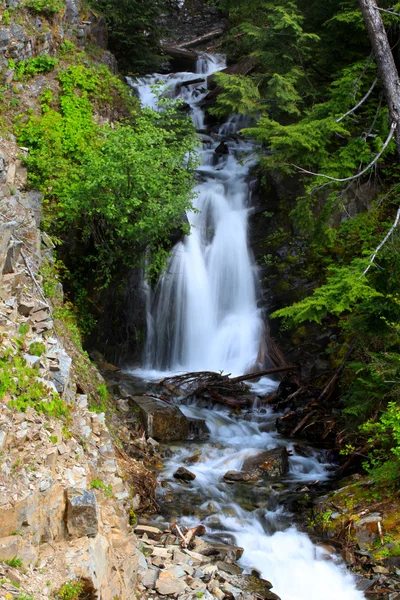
[129,55,366,600]
[133,55,265,376]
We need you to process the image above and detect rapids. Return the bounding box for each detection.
[128,55,365,600]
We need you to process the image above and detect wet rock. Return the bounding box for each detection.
[242,447,289,478]
[215,141,229,154]
[66,489,99,538]
[130,395,189,442]
[220,573,280,600]
[223,470,260,483]
[354,513,382,549]
[173,467,196,481]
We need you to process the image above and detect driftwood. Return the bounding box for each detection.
[177,28,224,49]
[160,367,296,407]
[317,343,355,402]
[171,522,206,549]
[161,44,198,62]
[180,77,206,87]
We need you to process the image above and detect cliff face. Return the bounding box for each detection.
[0,3,146,598]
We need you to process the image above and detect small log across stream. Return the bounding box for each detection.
[160,366,297,407]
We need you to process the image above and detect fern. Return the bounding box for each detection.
[271,260,382,325]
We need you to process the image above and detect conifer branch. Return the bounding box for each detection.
[336,77,378,122]
[292,121,396,182]
[363,206,400,274]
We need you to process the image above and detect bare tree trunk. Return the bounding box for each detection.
[359,0,400,155]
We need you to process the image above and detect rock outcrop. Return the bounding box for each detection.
[0,170,143,599]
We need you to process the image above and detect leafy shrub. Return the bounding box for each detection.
[0,354,69,418]
[90,479,112,497]
[14,55,58,81]
[29,341,46,357]
[24,0,64,15]
[56,580,84,600]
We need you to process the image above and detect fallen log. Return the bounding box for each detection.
[180,77,206,87]
[161,44,198,62]
[229,366,298,384]
[160,368,295,408]
[171,522,206,549]
[177,28,224,49]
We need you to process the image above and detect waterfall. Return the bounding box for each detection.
[128,55,366,600]
[131,55,265,376]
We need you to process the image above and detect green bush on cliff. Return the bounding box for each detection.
[24,0,64,15]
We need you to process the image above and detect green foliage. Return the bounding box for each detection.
[57,112,197,285]
[0,340,69,419]
[3,556,23,568]
[24,0,63,14]
[210,73,260,117]
[29,341,46,357]
[14,55,58,81]
[88,0,165,73]
[90,479,113,497]
[271,260,382,325]
[56,580,84,600]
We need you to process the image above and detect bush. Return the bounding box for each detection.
[14,55,58,81]
[24,0,64,15]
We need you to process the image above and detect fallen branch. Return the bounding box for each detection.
[317,343,356,402]
[171,523,206,548]
[180,77,206,87]
[293,121,396,183]
[177,28,224,49]
[336,78,378,122]
[363,206,400,274]
[229,365,297,384]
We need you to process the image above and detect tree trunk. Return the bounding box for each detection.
[359,0,400,155]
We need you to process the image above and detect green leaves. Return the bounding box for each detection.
[209,73,260,117]
[271,260,382,325]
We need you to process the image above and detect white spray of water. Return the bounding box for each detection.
[130,55,265,376]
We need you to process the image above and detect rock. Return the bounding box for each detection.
[173,467,196,481]
[220,573,280,600]
[0,29,11,50]
[66,489,99,538]
[193,538,244,561]
[51,347,72,399]
[130,395,190,442]
[3,241,22,274]
[353,513,382,549]
[155,570,186,596]
[223,470,260,483]
[242,447,289,478]
[135,524,163,540]
[0,221,16,277]
[139,567,159,589]
[18,300,35,316]
[215,141,229,154]
[22,353,41,369]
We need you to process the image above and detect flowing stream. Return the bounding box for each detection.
[128,55,365,600]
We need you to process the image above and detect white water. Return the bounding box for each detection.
[132,55,265,376]
[129,55,365,600]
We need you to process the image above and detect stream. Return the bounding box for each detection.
[127,55,366,600]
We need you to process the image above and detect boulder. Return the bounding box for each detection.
[173,467,196,481]
[353,513,382,550]
[155,570,186,596]
[66,489,99,538]
[3,240,22,274]
[0,221,16,277]
[129,395,189,442]
[219,573,280,600]
[215,141,229,154]
[242,447,289,478]
[223,470,260,483]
